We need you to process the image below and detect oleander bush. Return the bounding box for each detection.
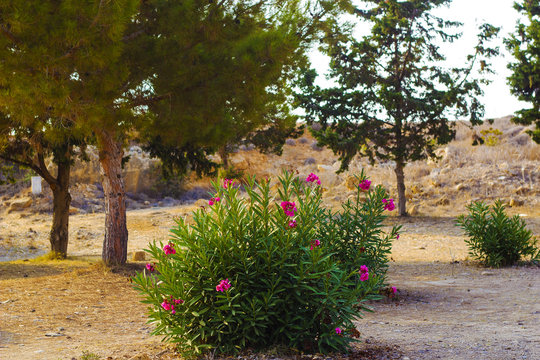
[133,171,398,357]
[457,200,539,267]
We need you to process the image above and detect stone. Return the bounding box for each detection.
[194,199,208,208]
[69,207,79,215]
[45,332,64,337]
[132,251,146,261]
[7,197,32,213]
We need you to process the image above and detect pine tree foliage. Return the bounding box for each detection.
[506,0,540,143]
[0,0,343,263]
[295,0,499,215]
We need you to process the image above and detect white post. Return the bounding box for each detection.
[31,176,42,195]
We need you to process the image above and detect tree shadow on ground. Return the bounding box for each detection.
[0,256,145,281]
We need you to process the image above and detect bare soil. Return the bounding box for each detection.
[1,207,539,360]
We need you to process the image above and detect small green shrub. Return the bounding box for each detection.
[456,200,539,267]
[133,171,397,357]
[317,171,399,287]
[79,351,101,360]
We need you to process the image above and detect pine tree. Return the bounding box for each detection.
[1,0,340,264]
[506,0,540,143]
[0,1,138,258]
[295,0,499,216]
[0,118,80,257]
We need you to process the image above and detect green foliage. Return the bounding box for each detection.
[317,171,399,286]
[79,350,101,360]
[456,200,539,267]
[217,166,245,182]
[505,0,540,143]
[480,127,503,146]
[133,171,395,357]
[295,0,499,215]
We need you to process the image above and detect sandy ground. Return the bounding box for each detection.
[0,205,539,360]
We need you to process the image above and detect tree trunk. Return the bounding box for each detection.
[394,161,407,216]
[49,159,71,257]
[218,146,229,169]
[98,129,128,265]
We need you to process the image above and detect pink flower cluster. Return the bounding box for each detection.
[209,197,221,206]
[280,201,297,217]
[288,219,297,228]
[335,327,342,335]
[216,278,231,292]
[358,179,371,191]
[310,239,321,250]
[391,286,397,295]
[161,298,184,315]
[163,242,176,255]
[223,179,235,189]
[359,265,369,282]
[382,198,395,211]
[146,263,155,272]
[306,173,321,185]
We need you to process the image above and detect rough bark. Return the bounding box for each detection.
[98,129,128,265]
[395,161,407,216]
[218,146,229,169]
[49,159,71,257]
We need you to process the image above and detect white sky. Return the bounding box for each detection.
[308,0,529,120]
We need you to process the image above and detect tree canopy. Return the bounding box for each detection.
[0,0,342,263]
[295,0,499,215]
[506,0,540,143]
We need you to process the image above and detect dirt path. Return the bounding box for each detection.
[1,208,539,360]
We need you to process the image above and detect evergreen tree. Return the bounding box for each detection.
[1,0,340,264]
[296,0,499,216]
[0,1,138,258]
[0,118,80,257]
[506,0,540,143]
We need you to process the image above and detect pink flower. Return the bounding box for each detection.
[223,179,234,189]
[396,234,400,240]
[288,219,297,228]
[359,265,369,282]
[382,198,395,211]
[216,278,231,292]
[358,179,371,191]
[391,286,397,294]
[335,327,342,335]
[306,173,321,185]
[145,263,155,272]
[310,239,321,250]
[163,243,176,255]
[161,300,172,311]
[280,201,297,217]
[209,197,221,206]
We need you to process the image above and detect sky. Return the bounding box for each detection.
[308,0,529,120]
